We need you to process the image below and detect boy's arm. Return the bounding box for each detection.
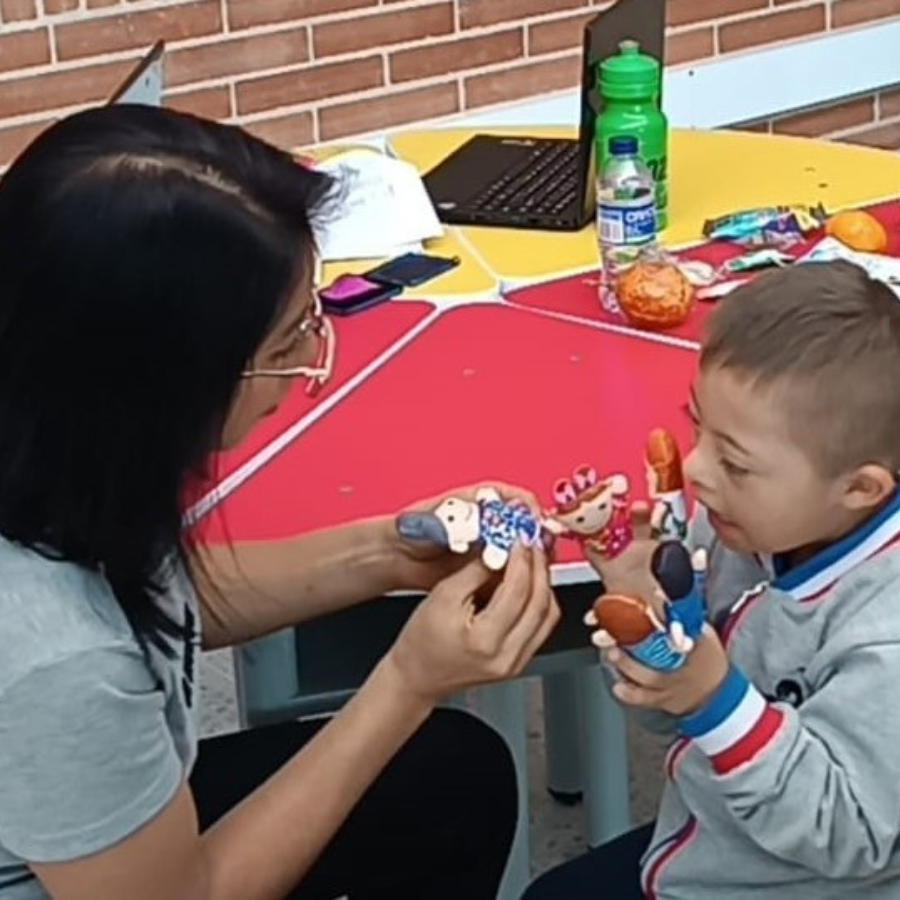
[680,643,900,878]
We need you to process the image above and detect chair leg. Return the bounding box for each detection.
[578,664,631,847]
[541,671,584,803]
[468,679,532,900]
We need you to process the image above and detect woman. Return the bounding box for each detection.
[0,105,559,900]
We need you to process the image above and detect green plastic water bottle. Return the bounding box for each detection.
[596,39,669,230]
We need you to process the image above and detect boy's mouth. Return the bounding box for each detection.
[707,508,737,534]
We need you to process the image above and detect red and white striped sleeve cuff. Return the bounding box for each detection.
[679,667,785,775]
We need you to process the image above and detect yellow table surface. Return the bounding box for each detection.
[303,144,497,304]
[388,127,900,287]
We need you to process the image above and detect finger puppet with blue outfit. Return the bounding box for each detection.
[396,487,547,571]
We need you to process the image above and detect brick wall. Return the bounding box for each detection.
[736,83,900,150]
[1,0,899,169]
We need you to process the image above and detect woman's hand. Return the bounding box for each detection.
[385,543,560,703]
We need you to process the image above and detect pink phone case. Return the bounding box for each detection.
[319,274,381,304]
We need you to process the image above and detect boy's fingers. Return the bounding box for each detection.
[631,501,653,540]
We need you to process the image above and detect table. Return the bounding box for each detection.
[193,127,900,899]
[389,127,900,288]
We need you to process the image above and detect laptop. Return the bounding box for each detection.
[107,39,166,107]
[421,0,664,232]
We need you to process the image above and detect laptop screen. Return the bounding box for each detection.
[106,40,165,107]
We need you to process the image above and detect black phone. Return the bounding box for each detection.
[318,274,402,316]
[364,252,460,288]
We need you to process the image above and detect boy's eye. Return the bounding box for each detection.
[720,457,750,478]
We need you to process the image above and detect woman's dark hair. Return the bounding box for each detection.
[0,104,332,647]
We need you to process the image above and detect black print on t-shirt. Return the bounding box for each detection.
[181,604,196,710]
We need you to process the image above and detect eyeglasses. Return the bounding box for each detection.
[241,293,336,397]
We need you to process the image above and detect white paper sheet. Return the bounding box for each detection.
[312,150,444,262]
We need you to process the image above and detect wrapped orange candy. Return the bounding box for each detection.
[617,258,695,330]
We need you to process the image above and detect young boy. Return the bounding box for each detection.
[525,259,900,899]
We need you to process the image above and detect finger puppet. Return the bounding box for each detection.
[650,541,707,654]
[589,593,687,672]
[646,428,689,542]
[545,466,632,559]
[395,487,543,571]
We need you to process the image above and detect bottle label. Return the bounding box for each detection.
[599,198,657,246]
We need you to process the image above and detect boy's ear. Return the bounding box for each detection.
[842,464,896,511]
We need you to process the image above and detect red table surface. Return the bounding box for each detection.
[196,303,698,566]
[506,198,900,344]
[210,299,435,479]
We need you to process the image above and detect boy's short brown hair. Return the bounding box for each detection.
[701,260,900,477]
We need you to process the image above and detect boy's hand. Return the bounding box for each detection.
[602,624,729,717]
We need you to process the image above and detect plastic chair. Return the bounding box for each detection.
[233,586,630,900]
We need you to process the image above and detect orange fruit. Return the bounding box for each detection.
[825,210,888,253]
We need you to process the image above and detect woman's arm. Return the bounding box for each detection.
[192,516,426,649]
[35,546,559,900]
[192,483,542,649]
[34,657,431,900]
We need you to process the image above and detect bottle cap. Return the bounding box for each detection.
[598,39,661,100]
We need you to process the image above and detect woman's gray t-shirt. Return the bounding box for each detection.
[0,536,200,897]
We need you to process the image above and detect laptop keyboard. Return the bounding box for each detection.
[467,141,581,218]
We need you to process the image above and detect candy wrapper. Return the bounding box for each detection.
[797,237,900,297]
[396,487,544,571]
[703,204,828,249]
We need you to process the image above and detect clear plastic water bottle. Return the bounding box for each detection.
[597,134,658,315]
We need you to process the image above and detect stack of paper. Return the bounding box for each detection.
[312,150,444,262]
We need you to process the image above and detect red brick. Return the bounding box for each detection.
[235,57,383,116]
[0,28,50,74]
[87,0,121,8]
[0,59,131,118]
[838,121,900,150]
[41,0,77,12]
[167,29,309,88]
[719,4,826,54]
[460,0,584,29]
[772,96,876,138]
[465,54,581,109]
[528,11,598,56]
[0,0,37,21]
[390,29,523,83]
[729,119,773,134]
[667,0,767,26]
[243,112,315,152]
[313,3,453,58]
[227,0,377,30]
[881,86,900,120]
[318,83,459,140]
[55,0,222,62]
[833,0,900,29]
[0,118,52,172]
[165,85,232,120]
[666,27,714,66]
